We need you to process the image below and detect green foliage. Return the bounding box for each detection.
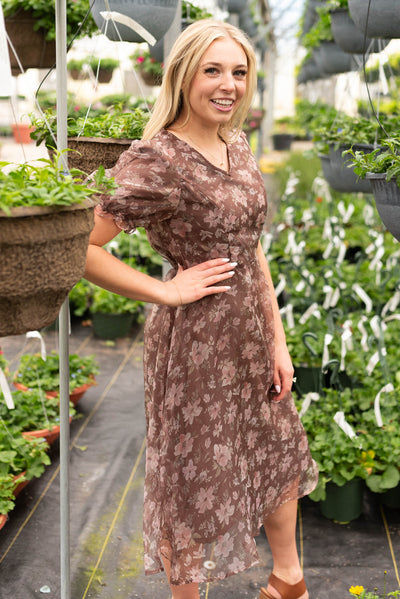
[2,0,98,42]
[182,1,212,21]
[0,429,50,483]
[0,154,115,214]
[14,351,99,393]
[0,389,75,434]
[30,106,149,147]
[302,10,333,50]
[90,287,145,318]
[345,138,400,184]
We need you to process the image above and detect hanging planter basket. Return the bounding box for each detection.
[319,478,364,523]
[0,202,96,337]
[49,137,133,174]
[139,69,162,87]
[90,0,179,43]
[349,0,400,39]
[318,41,356,75]
[217,0,247,14]
[5,9,56,76]
[366,173,400,242]
[330,8,389,54]
[96,68,114,84]
[329,144,373,194]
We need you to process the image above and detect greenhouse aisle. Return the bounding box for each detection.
[0,323,399,599]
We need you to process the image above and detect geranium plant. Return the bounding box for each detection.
[14,351,99,394]
[130,47,164,79]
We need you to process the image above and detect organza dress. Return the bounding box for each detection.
[97,129,318,585]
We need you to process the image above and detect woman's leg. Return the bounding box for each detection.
[262,499,308,599]
[161,541,200,599]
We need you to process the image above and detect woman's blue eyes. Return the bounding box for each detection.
[204,67,247,77]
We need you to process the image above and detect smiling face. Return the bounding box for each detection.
[184,37,248,131]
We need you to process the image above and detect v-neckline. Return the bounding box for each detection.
[164,129,231,175]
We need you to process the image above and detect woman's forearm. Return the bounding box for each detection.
[84,244,169,304]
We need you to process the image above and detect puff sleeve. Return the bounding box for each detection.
[95,139,181,233]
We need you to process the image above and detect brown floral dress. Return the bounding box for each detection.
[97,129,318,585]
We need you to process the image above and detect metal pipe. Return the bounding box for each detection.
[55,1,71,598]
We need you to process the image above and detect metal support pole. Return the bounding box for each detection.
[162,0,181,279]
[55,1,70,598]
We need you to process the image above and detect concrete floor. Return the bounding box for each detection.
[0,323,399,599]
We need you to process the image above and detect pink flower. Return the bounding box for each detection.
[195,487,215,513]
[214,532,234,558]
[241,341,260,360]
[216,498,235,525]
[190,340,211,366]
[182,398,202,425]
[136,56,144,63]
[214,444,232,468]
[174,433,193,458]
[221,361,236,386]
[182,459,197,481]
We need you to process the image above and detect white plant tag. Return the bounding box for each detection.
[26,331,46,360]
[274,274,286,298]
[322,333,333,366]
[357,316,369,351]
[352,284,373,313]
[374,383,394,427]
[299,392,320,418]
[299,302,319,325]
[0,367,14,409]
[367,351,380,376]
[334,411,357,439]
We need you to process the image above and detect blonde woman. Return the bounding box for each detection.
[85,19,318,599]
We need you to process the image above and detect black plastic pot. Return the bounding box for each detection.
[90,0,179,43]
[330,8,389,54]
[329,144,373,193]
[320,478,364,523]
[272,133,293,151]
[367,173,400,242]
[318,41,356,75]
[92,312,135,339]
[349,0,400,39]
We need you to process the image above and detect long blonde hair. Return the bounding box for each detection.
[142,19,257,142]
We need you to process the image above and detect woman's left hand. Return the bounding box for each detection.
[270,341,294,402]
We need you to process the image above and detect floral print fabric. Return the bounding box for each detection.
[97,129,318,585]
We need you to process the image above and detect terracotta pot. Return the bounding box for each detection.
[0,514,8,530]
[90,0,179,43]
[5,9,56,75]
[22,417,72,445]
[0,201,96,337]
[22,425,61,445]
[14,376,96,406]
[11,123,35,144]
[349,0,400,39]
[13,472,29,498]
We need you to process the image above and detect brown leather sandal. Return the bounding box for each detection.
[259,572,307,599]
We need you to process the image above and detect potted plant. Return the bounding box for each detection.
[88,58,119,84]
[0,389,76,445]
[346,138,400,241]
[272,117,296,151]
[90,287,146,339]
[0,153,115,336]
[3,0,98,74]
[30,106,149,173]
[297,387,369,522]
[67,58,89,81]
[13,351,99,406]
[0,428,51,517]
[130,47,164,87]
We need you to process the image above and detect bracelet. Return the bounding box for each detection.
[171,280,183,306]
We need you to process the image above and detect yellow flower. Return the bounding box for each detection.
[349,585,364,596]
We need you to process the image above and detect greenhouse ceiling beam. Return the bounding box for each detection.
[55,1,71,599]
